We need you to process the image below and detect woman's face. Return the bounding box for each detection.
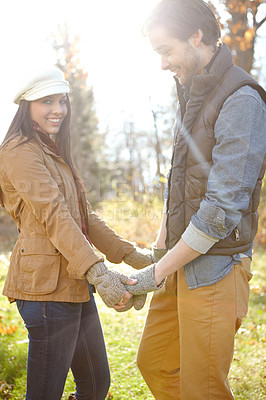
[30,93,68,135]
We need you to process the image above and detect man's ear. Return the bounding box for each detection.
[188,29,203,47]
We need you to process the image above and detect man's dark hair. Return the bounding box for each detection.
[143,0,221,47]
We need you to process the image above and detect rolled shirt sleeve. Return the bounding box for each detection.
[187,86,266,248]
[182,222,219,253]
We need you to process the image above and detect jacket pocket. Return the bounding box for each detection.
[17,238,61,295]
[235,257,252,321]
[16,299,24,311]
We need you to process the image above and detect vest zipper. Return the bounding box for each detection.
[234,228,240,241]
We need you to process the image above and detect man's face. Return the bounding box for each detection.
[149,26,202,86]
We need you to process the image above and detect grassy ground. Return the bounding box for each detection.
[0,248,265,399]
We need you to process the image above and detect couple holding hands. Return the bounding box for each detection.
[1,1,265,399]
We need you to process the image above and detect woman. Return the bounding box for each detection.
[0,67,152,400]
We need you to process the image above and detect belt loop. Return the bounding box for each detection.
[42,302,47,319]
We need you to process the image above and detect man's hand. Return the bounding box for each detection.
[114,293,147,312]
[125,264,165,296]
[113,278,136,310]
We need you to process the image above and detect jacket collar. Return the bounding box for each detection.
[33,122,61,157]
[174,43,234,128]
[31,131,63,159]
[175,43,233,104]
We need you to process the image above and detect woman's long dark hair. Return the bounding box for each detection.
[0,95,85,206]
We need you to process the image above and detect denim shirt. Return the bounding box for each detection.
[167,85,266,289]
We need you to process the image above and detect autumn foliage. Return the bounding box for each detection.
[0,323,18,335]
[222,0,266,72]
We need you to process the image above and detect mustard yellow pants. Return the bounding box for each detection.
[137,258,252,400]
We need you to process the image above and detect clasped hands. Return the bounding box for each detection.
[86,246,167,312]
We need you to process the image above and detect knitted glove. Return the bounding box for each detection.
[125,264,165,296]
[86,262,128,308]
[151,245,168,263]
[123,247,153,269]
[115,294,147,313]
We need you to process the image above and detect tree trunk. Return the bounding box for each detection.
[224,0,265,73]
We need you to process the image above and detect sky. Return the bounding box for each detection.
[0,0,172,142]
[0,0,265,143]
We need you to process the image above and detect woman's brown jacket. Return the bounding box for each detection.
[0,135,134,302]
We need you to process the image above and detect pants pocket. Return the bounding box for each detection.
[16,299,24,311]
[235,258,252,321]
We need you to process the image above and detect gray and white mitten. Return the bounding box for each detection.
[125,264,165,296]
[151,245,168,263]
[86,262,128,308]
[123,247,153,269]
[115,293,147,313]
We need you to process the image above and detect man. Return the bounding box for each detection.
[126,0,266,399]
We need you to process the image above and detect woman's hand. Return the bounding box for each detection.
[114,293,147,312]
[86,262,137,308]
[113,278,137,310]
[151,245,168,263]
[123,247,153,269]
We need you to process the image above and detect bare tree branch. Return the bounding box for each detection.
[256,16,266,31]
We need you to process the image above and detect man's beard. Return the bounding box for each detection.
[182,43,201,88]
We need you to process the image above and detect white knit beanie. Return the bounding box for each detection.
[13,67,70,104]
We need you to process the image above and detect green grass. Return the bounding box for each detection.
[228,247,266,399]
[0,249,265,399]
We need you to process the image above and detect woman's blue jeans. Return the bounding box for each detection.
[16,287,110,400]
